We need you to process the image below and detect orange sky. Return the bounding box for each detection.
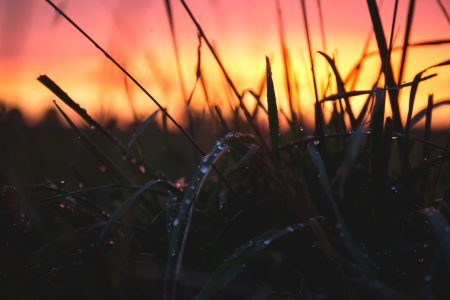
[0,0,449,129]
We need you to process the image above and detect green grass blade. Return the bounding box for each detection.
[127,109,160,150]
[266,57,280,151]
[53,101,132,185]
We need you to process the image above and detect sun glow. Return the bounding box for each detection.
[0,0,449,129]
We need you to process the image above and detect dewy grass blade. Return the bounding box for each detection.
[166,139,229,300]
[127,109,160,150]
[309,145,371,272]
[53,101,132,185]
[38,75,129,156]
[95,179,173,247]
[422,207,450,272]
[195,222,309,300]
[266,57,280,151]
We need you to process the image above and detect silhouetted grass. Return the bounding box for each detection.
[1,0,450,299]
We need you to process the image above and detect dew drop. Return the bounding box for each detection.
[139,165,147,174]
[286,226,294,233]
[313,140,320,146]
[78,182,85,189]
[299,126,304,132]
[263,240,271,246]
[60,180,65,184]
[173,218,179,227]
[99,165,107,173]
[200,165,209,174]
[89,125,96,130]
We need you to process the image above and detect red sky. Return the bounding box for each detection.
[0,0,449,128]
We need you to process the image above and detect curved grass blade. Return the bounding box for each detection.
[410,100,450,127]
[422,207,450,272]
[321,90,373,102]
[127,109,160,150]
[53,101,132,185]
[266,57,279,151]
[195,222,309,300]
[166,140,229,299]
[318,51,356,128]
[309,145,371,272]
[95,179,176,247]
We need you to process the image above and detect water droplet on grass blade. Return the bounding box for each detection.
[199,165,209,174]
[98,165,107,173]
[286,226,294,233]
[139,165,146,174]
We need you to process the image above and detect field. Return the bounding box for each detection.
[1,0,450,299]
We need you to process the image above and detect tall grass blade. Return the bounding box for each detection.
[299,0,323,138]
[366,0,402,131]
[127,109,160,150]
[179,0,268,149]
[309,145,371,271]
[164,0,188,100]
[276,0,297,128]
[44,0,206,157]
[166,140,228,299]
[266,57,280,151]
[318,51,356,128]
[398,0,416,85]
[53,101,132,185]
[435,0,450,26]
[370,88,385,178]
[423,94,433,160]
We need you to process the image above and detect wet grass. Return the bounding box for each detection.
[1,0,450,299]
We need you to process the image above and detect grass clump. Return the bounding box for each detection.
[1,0,450,299]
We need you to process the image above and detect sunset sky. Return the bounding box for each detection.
[0,0,449,129]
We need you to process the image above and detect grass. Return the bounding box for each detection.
[1,0,450,299]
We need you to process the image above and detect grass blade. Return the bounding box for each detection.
[95,180,175,247]
[422,207,450,272]
[266,57,280,151]
[309,145,371,272]
[53,101,132,185]
[44,0,206,157]
[366,0,402,131]
[166,139,229,299]
[38,75,128,155]
[195,222,309,300]
[318,51,356,128]
[398,0,416,85]
[127,109,160,150]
